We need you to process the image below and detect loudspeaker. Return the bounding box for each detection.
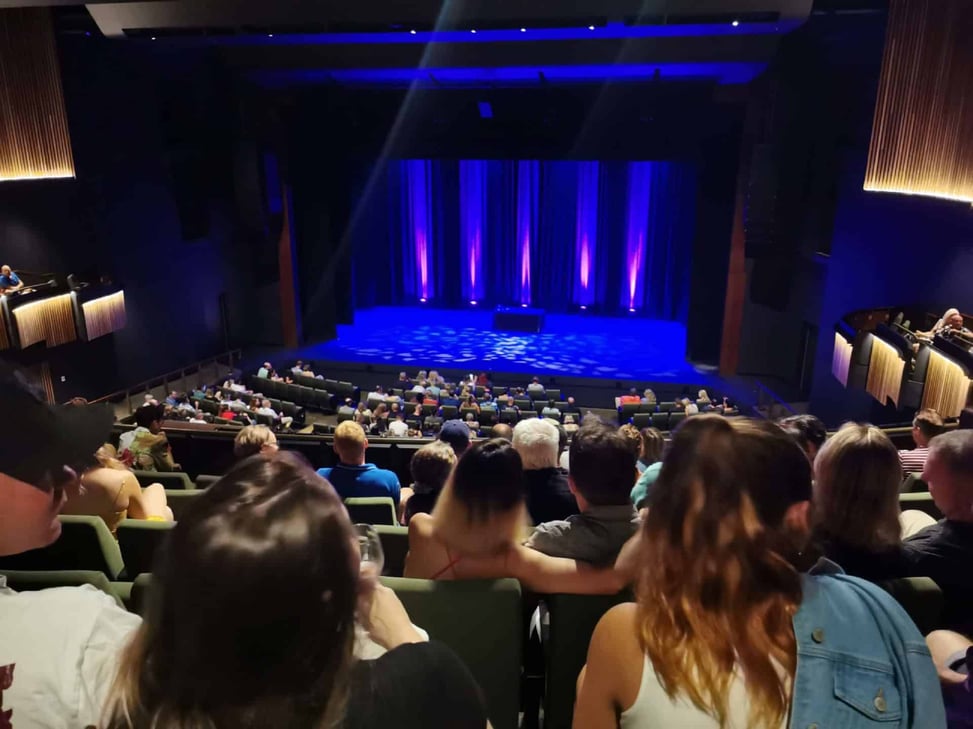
[749,254,794,311]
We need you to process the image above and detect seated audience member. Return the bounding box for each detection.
[366,385,386,406]
[563,396,579,413]
[0,264,24,294]
[103,451,487,729]
[257,361,272,378]
[258,399,293,429]
[526,421,639,564]
[903,430,973,630]
[438,419,472,457]
[338,398,357,417]
[441,387,460,407]
[541,400,561,419]
[388,412,409,437]
[397,371,411,387]
[475,372,490,387]
[406,439,624,593]
[683,399,700,416]
[574,416,945,728]
[217,403,236,421]
[617,424,642,461]
[778,413,828,463]
[513,418,578,524]
[422,390,439,407]
[637,427,665,475]
[811,424,924,582]
[620,388,641,405]
[563,413,579,434]
[641,389,657,407]
[900,408,945,473]
[403,441,457,525]
[372,403,389,435]
[62,445,172,532]
[188,410,207,424]
[317,421,401,505]
[461,394,480,414]
[290,360,304,375]
[0,365,143,727]
[527,377,545,395]
[118,403,180,472]
[462,412,480,435]
[491,422,513,441]
[355,402,373,424]
[502,395,519,414]
[697,389,713,410]
[164,391,180,407]
[233,425,279,460]
[920,308,971,339]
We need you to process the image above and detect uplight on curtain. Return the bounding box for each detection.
[865,335,904,407]
[401,160,434,301]
[514,161,538,307]
[460,160,487,304]
[574,162,599,307]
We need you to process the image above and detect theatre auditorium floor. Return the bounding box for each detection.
[299,306,709,383]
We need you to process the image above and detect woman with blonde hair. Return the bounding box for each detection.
[61,444,172,532]
[636,427,664,474]
[575,416,944,728]
[811,423,926,581]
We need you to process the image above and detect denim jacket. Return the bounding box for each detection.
[791,562,946,728]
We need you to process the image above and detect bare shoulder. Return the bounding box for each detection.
[591,603,641,660]
[408,513,434,540]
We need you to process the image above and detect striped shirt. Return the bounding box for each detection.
[899,446,929,473]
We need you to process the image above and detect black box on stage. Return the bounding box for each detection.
[493,306,545,333]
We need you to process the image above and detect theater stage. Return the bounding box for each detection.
[300,306,708,383]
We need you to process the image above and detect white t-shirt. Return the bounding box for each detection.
[388,420,409,437]
[0,581,141,729]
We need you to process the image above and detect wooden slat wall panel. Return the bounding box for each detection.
[0,8,75,181]
[922,349,971,419]
[82,291,126,340]
[12,293,76,348]
[865,336,904,407]
[832,332,853,388]
[864,0,973,204]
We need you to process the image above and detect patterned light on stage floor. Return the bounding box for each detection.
[864,0,973,205]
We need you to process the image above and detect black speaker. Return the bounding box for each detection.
[749,254,795,311]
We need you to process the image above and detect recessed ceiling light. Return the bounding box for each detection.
[150,36,157,41]
[588,25,595,30]
[471,28,477,34]
[520,27,526,32]
[268,33,274,37]
[732,20,740,27]
[410,29,416,35]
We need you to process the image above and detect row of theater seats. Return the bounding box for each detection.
[0,517,945,729]
[245,374,357,413]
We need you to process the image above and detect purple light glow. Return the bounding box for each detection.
[623,162,654,310]
[404,160,433,300]
[574,162,599,306]
[460,160,487,304]
[515,161,538,306]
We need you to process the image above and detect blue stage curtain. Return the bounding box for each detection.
[356,158,694,321]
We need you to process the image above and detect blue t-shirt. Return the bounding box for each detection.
[0,272,21,289]
[318,464,401,505]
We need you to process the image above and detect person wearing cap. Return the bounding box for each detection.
[316,421,401,504]
[0,364,143,727]
[438,419,472,457]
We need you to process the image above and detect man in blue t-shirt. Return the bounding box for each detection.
[0,265,23,294]
[317,420,401,504]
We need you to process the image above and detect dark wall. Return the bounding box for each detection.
[0,34,260,400]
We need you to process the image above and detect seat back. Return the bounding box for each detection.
[544,592,633,729]
[632,413,652,429]
[668,412,686,429]
[500,409,519,424]
[421,404,439,417]
[130,573,154,617]
[165,489,204,521]
[374,525,408,577]
[133,470,195,490]
[382,577,522,729]
[619,403,640,423]
[0,515,124,579]
[546,388,561,401]
[651,412,669,430]
[658,401,675,412]
[441,405,458,420]
[195,474,221,489]
[116,519,175,578]
[877,577,943,635]
[514,398,533,411]
[0,569,124,608]
[899,491,943,520]
[900,472,928,494]
[345,497,397,525]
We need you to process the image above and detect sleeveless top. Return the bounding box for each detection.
[620,655,788,729]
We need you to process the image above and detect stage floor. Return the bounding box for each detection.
[302,306,707,382]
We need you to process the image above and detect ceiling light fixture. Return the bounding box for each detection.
[588,25,595,30]
[732,20,740,27]
[470,28,477,34]
[410,29,416,35]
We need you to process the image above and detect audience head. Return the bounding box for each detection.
[639,427,665,465]
[812,423,902,551]
[233,425,279,460]
[438,420,472,456]
[410,440,457,495]
[569,421,637,509]
[134,403,166,434]
[697,389,711,402]
[512,418,560,470]
[643,388,656,402]
[636,416,811,729]
[333,421,367,465]
[924,430,973,521]
[943,308,964,330]
[1,264,10,275]
[105,451,358,727]
[777,414,828,462]
[431,438,526,556]
[617,424,642,460]
[912,408,945,447]
[0,365,114,557]
[629,387,638,397]
[398,371,408,380]
[567,396,575,406]
[492,423,514,441]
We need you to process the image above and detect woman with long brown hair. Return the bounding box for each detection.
[103,451,487,729]
[575,416,944,728]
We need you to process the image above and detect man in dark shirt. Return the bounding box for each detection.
[512,418,578,525]
[903,430,973,629]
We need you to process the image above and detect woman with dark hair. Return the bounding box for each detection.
[575,416,944,728]
[103,451,488,729]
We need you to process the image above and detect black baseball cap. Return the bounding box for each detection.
[0,364,114,487]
